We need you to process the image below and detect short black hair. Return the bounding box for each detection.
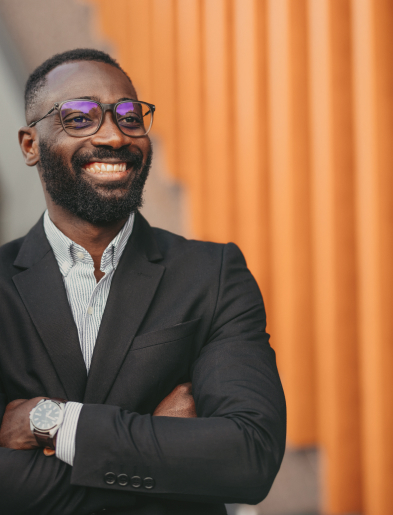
[25,48,132,116]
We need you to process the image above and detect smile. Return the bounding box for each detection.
[83,162,128,174]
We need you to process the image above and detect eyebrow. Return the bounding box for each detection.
[67,96,137,103]
[73,95,101,102]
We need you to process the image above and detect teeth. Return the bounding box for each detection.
[85,162,127,173]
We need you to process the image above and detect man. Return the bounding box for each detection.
[0,49,286,515]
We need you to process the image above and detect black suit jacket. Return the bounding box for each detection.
[0,212,286,515]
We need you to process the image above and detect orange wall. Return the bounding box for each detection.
[86,1,393,514]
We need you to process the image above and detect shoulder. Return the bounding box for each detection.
[151,226,245,266]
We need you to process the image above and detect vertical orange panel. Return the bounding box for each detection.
[176,0,205,236]
[122,0,153,101]
[202,0,234,243]
[232,0,268,289]
[88,0,152,99]
[266,0,290,362]
[94,0,121,48]
[352,1,393,514]
[267,0,316,446]
[100,0,128,63]
[308,0,361,513]
[151,0,178,178]
[86,0,117,46]
[112,0,130,64]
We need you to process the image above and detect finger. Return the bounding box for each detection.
[43,448,56,457]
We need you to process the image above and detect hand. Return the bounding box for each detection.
[153,382,197,418]
[0,397,45,450]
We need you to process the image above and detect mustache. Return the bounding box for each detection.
[72,147,144,170]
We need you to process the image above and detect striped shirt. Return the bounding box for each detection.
[43,210,135,466]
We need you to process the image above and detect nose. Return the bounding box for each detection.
[90,110,130,148]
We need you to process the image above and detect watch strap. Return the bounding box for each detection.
[34,432,56,450]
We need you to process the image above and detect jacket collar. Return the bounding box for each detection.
[13,211,163,270]
[13,214,52,269]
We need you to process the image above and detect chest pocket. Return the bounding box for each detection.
[131,318,201,351]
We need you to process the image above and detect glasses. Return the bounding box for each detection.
[29,99,155,138]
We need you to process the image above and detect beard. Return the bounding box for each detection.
[38,139,152,225]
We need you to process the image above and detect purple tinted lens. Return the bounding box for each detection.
[116,102,149,135]
[60,100,101,133]
[116,102,137,116]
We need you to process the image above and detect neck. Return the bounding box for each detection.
[46,201,129,271]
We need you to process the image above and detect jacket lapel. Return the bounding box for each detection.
[83,213,165,404]
[13,218,87,401]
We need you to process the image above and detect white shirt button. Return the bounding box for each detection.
[77,251,85,260]
[87,306,94,315]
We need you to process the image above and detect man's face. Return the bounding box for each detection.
[33,61,152,224]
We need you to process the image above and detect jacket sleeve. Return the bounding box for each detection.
[0,384,137,515]
[70,243,287,505]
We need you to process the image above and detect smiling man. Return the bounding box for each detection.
[0,49,286,515]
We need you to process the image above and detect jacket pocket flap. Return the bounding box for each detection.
[131,318,201,351]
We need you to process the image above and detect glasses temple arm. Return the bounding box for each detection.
[143,105,156,118]
[28,106,56,128]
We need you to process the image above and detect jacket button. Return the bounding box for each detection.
[117,473,129,487]
[131,475,142,488]
[143,477,155,489]
[104,472,116,485]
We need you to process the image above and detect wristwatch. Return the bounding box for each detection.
[29,398,66,450]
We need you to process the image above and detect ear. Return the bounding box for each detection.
[18,126,40,166]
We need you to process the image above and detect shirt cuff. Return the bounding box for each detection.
[56,401,83,466]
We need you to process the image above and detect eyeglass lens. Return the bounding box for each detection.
[59,100,152,137]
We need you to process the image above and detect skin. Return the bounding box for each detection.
[0,61,196,453]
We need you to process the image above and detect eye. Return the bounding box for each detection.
[73,116,89,123]
[124,115,140,124]
[66,115,93,125]
[62,111,94,127]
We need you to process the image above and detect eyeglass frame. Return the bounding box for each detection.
[28,98,156,138]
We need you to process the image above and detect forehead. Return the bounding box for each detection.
[44,61,136,104]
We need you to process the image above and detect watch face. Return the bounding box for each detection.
[32,401,61,431]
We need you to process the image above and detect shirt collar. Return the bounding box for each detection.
[43,210,135,277]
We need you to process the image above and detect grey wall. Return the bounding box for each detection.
[0,15,45,244]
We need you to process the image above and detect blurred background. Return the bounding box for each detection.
[0,1,392,514]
